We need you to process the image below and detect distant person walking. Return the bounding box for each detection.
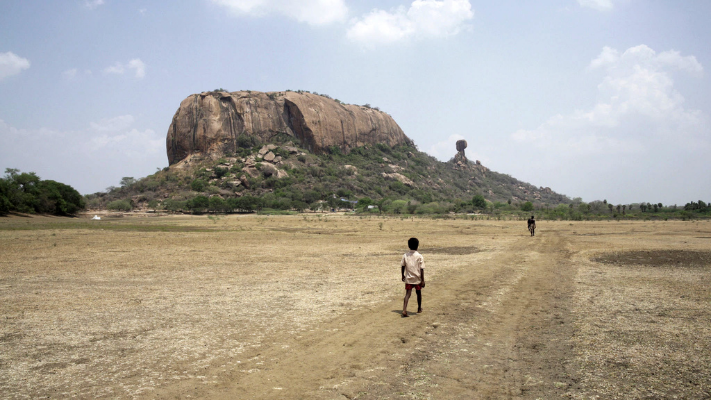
[527,215,536,236]
[401,237,425,317]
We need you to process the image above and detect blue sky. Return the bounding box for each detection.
[1,0,709,205]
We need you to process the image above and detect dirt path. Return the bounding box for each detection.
[152,228,579,399]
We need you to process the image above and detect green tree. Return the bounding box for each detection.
[391,200,408,214]
[376,198,388,214]
[4,169,40,213]
[389,181,408,195]
[107,199,132,212]
[208,196,226,212]
[230,196,262,212]
[309,201,322,212]
[120,177,136,187]
[304,190,321,204]
[163,199,186,212]
[1,169,83,215]
[472,195,487,209]
[292,201,308,212]
[336,188,352,198]
[214,167,228,179]
[187,196,210,212]
[36,180,85,215]
[0,177,12,215]
[191,179,207,192]
[521,201,534,212]
[147,199,159,211]
[357,197,373,209]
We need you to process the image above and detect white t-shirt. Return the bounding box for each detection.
[401,250,425,285]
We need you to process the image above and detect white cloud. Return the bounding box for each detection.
[84,0,105,9]
[589,45,703,75]
[509,44,708,203]
[426,134,465,160]
[86,128,163,157]
[577,0,613,11]
[104,63,125,75]
[103,59,146,79]
[90,115,135,132]
[127,59,146,78]
[66,68,93,79]
[62,68,78,80]
[347,0,473,47]
[513,45,707,153]
[0,51,31,80]
[211,0,348,26]
[0,117,165,194]
[86,116,162,156]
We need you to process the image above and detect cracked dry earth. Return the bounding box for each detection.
[1,216,710,399]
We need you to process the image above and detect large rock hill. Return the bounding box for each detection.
[166,91,412,165]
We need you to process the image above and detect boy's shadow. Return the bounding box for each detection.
[391,310,419,315]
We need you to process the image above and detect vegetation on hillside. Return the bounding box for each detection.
[86,136,570,215]
[81,137,710,220]
[0,169,85,216]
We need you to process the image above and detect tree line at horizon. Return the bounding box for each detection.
[99,179,709,220]
[1,167,708,220]
[0,169,85,216]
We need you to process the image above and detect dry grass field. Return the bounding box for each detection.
[1,214,709,399]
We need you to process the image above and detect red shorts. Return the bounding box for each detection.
[405,284,423,291]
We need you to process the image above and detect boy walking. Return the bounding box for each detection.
[401,237,425,317]
[527,215,536,236]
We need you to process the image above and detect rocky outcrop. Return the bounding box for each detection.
[381,172,415,187]
[456,140,467,153]
[166,91,413,165]
[453,140,469,169]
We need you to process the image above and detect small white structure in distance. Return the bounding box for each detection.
[91,215,101,220]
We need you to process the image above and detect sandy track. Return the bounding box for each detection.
[154,226,579,399]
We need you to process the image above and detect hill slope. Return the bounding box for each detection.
[88,134,569,213]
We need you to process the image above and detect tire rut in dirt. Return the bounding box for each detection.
[331,233,580,399]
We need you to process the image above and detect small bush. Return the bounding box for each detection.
[107,199,132,212]
[237,134,260,149]
[472,195,487,209]
[214,167,228,179]
[191,179,207,192]
[521,201,534,212]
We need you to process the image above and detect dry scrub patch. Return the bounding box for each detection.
[571,223,711,399]
[593,249,711,268]
[422,246,481,255]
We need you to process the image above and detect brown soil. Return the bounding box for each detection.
[1,216,710,399]
[593,249,711,268]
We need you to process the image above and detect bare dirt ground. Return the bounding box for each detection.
[1,215,709,399]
